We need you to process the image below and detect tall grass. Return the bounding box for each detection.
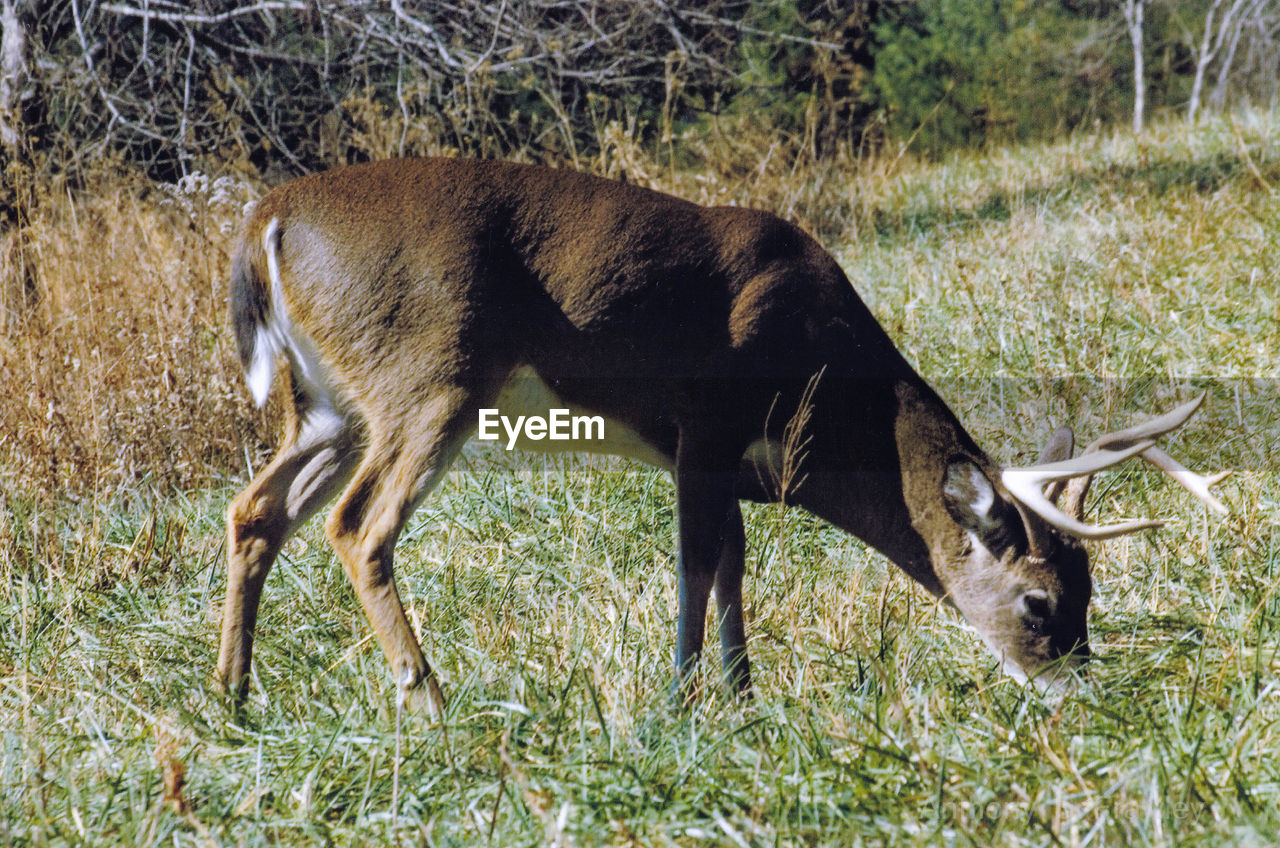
[0,167,272,502]
[0,113,1277,845]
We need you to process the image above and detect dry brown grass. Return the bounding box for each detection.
[593,115,896,243]
[0,167,274,501]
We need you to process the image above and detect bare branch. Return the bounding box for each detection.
[99,1,315,26]
[26,0,830,176]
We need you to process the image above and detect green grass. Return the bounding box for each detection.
[2,113,1279,846]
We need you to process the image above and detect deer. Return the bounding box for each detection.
[217,157,1228,714]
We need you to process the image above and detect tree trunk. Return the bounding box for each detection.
[0,0,29,152]
[1191,0,1261,122]
[1210,0,1265,111]
[1123,0,1145,134]
[1189,1,1224,123]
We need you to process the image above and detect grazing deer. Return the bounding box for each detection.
[217,158,1227,712]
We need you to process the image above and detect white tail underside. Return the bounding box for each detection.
[246,216,339,411]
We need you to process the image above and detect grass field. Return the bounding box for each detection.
[1,114,1278,846]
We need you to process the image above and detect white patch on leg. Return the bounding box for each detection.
[743,437,786,490]
[396,667,416,707]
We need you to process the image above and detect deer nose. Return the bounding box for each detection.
[1057,630,1091,666]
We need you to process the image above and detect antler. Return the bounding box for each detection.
[1071,394,1231,516]
[1137,446,1230,515]
[1002,394,1230,541]
[1003,438,1163,539]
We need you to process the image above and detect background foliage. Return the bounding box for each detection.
[3,1,1279,193]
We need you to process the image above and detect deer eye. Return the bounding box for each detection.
[1017,589,1056,628]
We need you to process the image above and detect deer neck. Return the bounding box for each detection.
[789,376,988,599]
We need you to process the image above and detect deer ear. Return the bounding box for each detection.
[1037,427,1093,521]
[1038,427,1075,464]
[1038,426,1076,506]
[943,459,1005,537]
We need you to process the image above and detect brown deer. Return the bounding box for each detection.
[217,158,1227,713]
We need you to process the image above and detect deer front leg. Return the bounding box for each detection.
[673,433,745,703]
[715,503,751,696]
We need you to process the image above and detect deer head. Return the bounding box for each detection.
[888,387,1228,685]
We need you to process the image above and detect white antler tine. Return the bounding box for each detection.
[1077,394,1229,516]
[1002,439,1162,540]
[1003,394,1229,541]
[1002,466,1163,539]
[1140,446,1231,516]
[1079,393,1206,455]
[1005,438,1157,486]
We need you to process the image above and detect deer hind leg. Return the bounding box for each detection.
[218,395,361,700]
[322,387,479,719]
